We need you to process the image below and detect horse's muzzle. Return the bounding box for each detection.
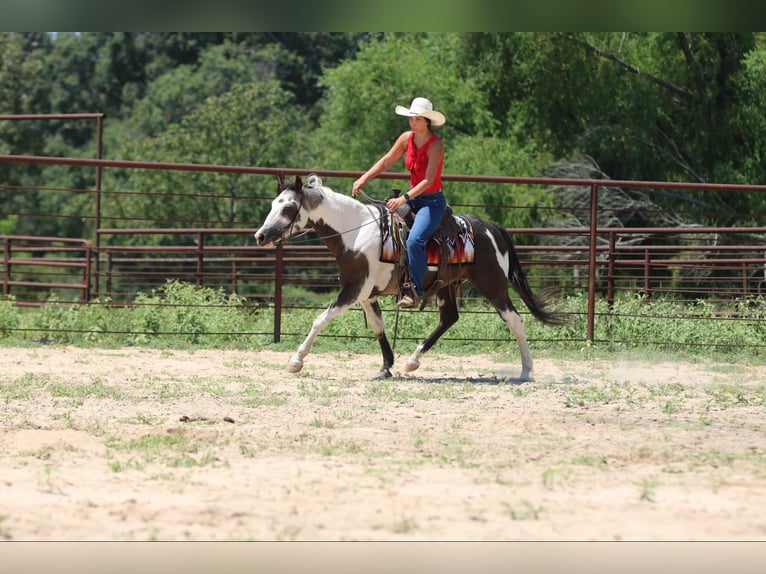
[254,226,283,247]
[254,229,269,247]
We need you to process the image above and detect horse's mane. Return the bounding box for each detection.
[303,173,374,213]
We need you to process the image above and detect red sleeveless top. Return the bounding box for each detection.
[405,132,443,194]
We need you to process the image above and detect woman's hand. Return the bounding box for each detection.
[352,178,365,197]
[386,195,408,212]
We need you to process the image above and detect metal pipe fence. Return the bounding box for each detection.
[2,151,766,348]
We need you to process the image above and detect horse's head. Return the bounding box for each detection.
[254,175,310,247]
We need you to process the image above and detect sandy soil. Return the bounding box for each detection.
[1,345,765,541]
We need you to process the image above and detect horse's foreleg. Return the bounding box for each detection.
[404,288,459,372]
[287,300,350,373]
[498,307,534,381]
[360,299,394,379]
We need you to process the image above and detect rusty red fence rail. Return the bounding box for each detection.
[1,235,91,305]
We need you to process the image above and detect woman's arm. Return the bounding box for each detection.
[352,131,410,196]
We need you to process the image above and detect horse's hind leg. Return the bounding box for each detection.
[495,299,535,382]
[404,286,459,372]
[359,299,394,379]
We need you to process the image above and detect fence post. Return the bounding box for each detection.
[586,183,599,342]
[92,114,103,302]
[742,262,748,299]
[1,237,9,297]
[83,242,91,302]
[196,232,204,288]
[105,251,113,299]
[644,249,651,301]
[607,231,616,310]
[274,243,283,343]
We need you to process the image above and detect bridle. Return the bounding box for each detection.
[274,183,388,245]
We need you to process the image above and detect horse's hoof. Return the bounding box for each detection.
[404,359,420,372]
[519,371,535,382]
[287,359,303,373]
[373,368,392,380]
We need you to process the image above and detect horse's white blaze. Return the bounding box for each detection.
[264,197,295,228]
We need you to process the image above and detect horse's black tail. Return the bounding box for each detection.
[497,225,568,327]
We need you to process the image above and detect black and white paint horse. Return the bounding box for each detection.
[254,174,564,381]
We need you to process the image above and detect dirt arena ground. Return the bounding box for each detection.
[1,345,765,541]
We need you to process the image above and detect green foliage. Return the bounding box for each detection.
[311,33,496,172]
[0,215,17,235]
[5,32,766,243]
[448,134,553,232]
[24,280,264,347]
[601,294,766,353]
[127,40,277,138]
[123,279,256,346]
[106,81,310,237]
[0,296,19,337]
[1,282,765,363]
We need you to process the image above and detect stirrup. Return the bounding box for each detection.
[396,289,419,309]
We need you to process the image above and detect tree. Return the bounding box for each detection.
[105,81,310,244]
[311,33,551,228]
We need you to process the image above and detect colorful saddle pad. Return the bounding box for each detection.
[380,211,475,265]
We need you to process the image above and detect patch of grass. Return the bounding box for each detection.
[309,416,336,429]
[570,454,607,467]
[105,431,221,471]
[119,412,165,426]
[502,500,542,521]
[390,516,418,534]
[409,382,477,401]
[0,373,51,400]
[298,380,349,403]
[563,383,623,408]
[0,514,12,540]
[50,411,76,429]
[363,381,412,404]
[239,382,288,407]
[541,467,566,489]
[637,477,658,502]
[292,432,365,456]
[435,433,476,468]
[704,384,762,407]
[48,377,125,401]
[660,399,683,415]
[155,381,192,400]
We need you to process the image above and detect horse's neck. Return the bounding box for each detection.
[307,187,374,231]
[305,186,378,254]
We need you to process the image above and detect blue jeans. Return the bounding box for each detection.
[405,191,447,296]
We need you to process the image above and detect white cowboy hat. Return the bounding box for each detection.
[395,97,446,127]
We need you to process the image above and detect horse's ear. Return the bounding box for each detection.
[276,174,285,195]
[294,175,302,190]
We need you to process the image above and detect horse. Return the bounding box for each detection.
[254,174,564,381]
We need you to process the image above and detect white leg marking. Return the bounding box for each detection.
[404,344,425,372]
[500,309,535,382]
[287,304,346,373]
